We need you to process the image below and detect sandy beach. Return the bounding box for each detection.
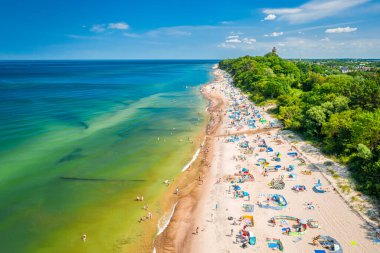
[154,66,380,253]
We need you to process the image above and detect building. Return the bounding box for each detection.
[340,67,350,73]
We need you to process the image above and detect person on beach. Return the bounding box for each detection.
[230,228,234,236]
[198,174,203,184]
[176,188,179,195]
[148,212,152,219]
[313,235,320,246]
[196,227,199,234]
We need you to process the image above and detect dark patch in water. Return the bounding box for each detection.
[117,130,133,138]
[57,148,84,164]
[78,121,89,129]
[138,107,185,111]
[52,112,89,129]
[60,177,145,183]
[158,95,182,98]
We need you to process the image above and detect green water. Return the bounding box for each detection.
[0,60,215,252]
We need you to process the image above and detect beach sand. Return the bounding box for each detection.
[154,67,380,253]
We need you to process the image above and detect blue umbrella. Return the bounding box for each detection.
[233,185,241,190]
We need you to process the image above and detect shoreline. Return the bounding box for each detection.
[120,71,213,253]
[153,65,223,252]
[154,66,380,253]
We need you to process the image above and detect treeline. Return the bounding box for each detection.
[219,53,380,199]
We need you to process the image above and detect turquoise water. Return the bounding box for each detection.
[0,60,215,252]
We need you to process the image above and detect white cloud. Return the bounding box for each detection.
[263,0,369,23]
[242,38,256,44]
[320,37,330,42]
[325,26,358,33]
[90,24,106,33]
[67,34,106,40]
[90,22,129,32]
[123,33,140,38]
[219,33,256,49]
[248,37,380,58]
[144,25,220,37]
[226,38,241,43]
[220,21,234,25]
[166,30,192,36]
[108,22,129,30]
[218,43,237,49]
[226,35,240,39]
[146,26,194,37]
[263,8,301,15]
[264,14,277,21]
[265,32,284,37]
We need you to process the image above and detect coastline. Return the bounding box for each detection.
[154,66,380,253]
[153,65,223,253]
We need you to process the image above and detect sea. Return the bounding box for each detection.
[0,60,216,252]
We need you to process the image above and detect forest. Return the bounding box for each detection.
[219,53,380,200]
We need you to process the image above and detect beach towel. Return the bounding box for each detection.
[268,243,279,249]
[314,250,326,253]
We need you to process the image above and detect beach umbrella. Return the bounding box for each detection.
[233,185,241,190]
[243,191,249,196]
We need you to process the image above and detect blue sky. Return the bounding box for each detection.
[0,0,379,59]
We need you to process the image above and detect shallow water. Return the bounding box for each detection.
[0,60,215,252]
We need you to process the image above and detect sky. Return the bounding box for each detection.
[0,0,379,59]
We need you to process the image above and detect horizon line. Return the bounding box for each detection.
[0,57,380,61]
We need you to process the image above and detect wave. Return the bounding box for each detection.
[152,201,178,252]
[156,201,178,236]
[152,137,205,252]
[181,138,205,172]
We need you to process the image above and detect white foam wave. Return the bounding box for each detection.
[181,138,205,172]
[156,201,178,236]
